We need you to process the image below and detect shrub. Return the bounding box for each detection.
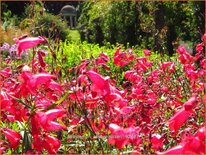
[33,13,69,41]
[1,3,29,45]
[0,25,29,45]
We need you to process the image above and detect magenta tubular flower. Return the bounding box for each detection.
[43,134,61,154]
[161,62,174,71]
[86,70,110,96]
[30,73,56,88]
[196,43,204,52]
[151,134,164,150]
[35,109,67,132]
[0,90,12,110]
[108,124,141,149]
[0,67,11,78]
[183,96,197,111]
[194,127,205,142]
[157,127,205,154]
[177,45,187,54]
[108,123,129,149]
[37,50,46,68]
[19,71,56,95]
[15,36,47,56]
[144,49,151,56]
[32,134,61,154]
[168,108,193,133]
[113,48,134,67]
[1,128,21,149]
[96,52,110,65]
[201,33,206,42]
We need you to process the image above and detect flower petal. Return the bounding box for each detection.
[87,70,110,96]
[45,109,66,121]
[2,128,21,149]
[16,36,47,56]
[168,108,193,133]
[183,96,197,111]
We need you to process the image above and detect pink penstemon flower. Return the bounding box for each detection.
[108,123,141,149]
[144,49,151,56]
[31,109,67,133]
[1,128,21,149]
[168,107,194,134]
[157,127,205,154]
[14,35,47,56]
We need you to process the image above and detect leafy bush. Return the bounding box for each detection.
[78,1,204,55]
[33,13,70,41]
[0,25,29,45]
[20,1,70,41]
[0,3,29,45]
[1,3,20,31]
[45,40,116,69]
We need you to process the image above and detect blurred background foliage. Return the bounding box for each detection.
[78,1,204,55]
[1,0,205,55]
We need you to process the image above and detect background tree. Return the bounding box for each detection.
[78,1,205,55]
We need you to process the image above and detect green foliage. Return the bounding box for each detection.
[79,1,138,46]
[20,1,70,41]
[23,0,44,19]
[78,1,204,55]
[1,3,20,31]
[19,18,33,30]
[33,13,69,41]
[0,6,30,45]
[45,41,116,70]
[68,30,81,42]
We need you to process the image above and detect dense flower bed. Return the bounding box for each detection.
[0,34,205,154]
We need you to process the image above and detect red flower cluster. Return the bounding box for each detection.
[157,127,205,154]
[0,34,205,154]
